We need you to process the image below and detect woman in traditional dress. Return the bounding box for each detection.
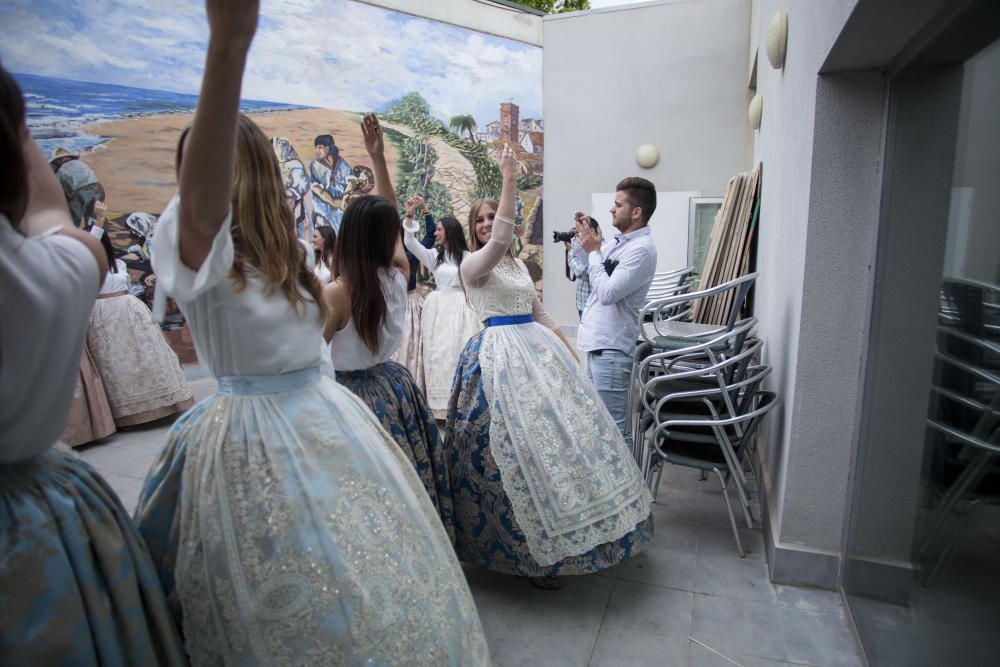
[134,4,487,664]
[311,223,335,285]
[402,208,482,420]
[444,145,654,589]
[391,194,436,394]
[326,190,451,523]
[0,62,185,665]
[60,337,116,447]
[86,202,193,427]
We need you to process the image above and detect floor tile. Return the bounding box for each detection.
[649,518,700,552]
[617,545,698,592]
[690,593,787,661]
[775,585,843,615]
[689,641,795,666]
[778,607,862,667]
[602,579,694,641]
[694,554,777,603]
[589,627,688,666]
[697,523,766,562]
[489,613,600,667]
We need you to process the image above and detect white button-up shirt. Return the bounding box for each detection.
[572,226,657,355]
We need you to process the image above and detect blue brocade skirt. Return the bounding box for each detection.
[336,360,452,530]
[444,331,653,577]
[0,446,185,666]
[135,366,487,666]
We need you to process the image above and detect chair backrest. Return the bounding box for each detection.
[641,272,758,343]
[637,317,758,385]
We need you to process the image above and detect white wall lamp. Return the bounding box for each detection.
[766,10,788,69]
[636,144,660,169]
[749,94,763,129]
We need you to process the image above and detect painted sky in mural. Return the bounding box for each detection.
[0,0,542,125]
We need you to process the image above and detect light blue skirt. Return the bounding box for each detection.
[0,446,185,666]
[135,366,488,666]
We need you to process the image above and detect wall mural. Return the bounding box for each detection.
[0,0,544,363]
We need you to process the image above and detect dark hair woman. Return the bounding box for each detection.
[0,62,186,663]
[311,223,336,284]
[131,3,487,664]
[325,179,451,523]
[402,209,482,420]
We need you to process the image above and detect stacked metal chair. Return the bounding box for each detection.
[627,271,778,557]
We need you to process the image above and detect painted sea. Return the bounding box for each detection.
[16,72,307,157]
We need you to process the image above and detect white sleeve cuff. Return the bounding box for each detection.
[89,225,105,240]
[587,251,603,267]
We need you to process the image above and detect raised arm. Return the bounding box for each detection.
[401,195,436,270]
[177,0,258,271]
[362,113,396,208]
[460,144,518,285]
[20,131,108,281]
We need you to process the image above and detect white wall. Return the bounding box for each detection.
[357,0,543,46]
[747,0,871,582]
[542,0,752,327]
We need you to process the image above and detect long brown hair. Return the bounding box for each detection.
[467,198,515,259]
[175,116,325,320]
[333,195,399,355]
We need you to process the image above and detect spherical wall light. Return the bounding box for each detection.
[766,11,788,69]
[636,144,659,169]
[749,94,763,129]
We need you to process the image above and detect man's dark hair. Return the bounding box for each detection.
[616,176,656,224]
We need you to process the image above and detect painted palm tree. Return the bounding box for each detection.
[449,114,479,143]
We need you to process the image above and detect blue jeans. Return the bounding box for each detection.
[586,349,633,445]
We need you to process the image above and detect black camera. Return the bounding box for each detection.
[552,215,599,243]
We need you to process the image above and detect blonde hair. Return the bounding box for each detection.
[467,198,515,259]
[178,116,327,320]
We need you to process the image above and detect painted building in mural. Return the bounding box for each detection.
[0,0,544,359]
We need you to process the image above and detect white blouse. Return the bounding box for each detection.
[328,267,407,371]
[150,195,325,378]
[401,221,466,291]
[459,214,559,328]
[100,259,131,294]
[0,214,99,462]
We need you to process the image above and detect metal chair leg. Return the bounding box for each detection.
[713,467,745,557]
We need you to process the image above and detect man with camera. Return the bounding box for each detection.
[571,177,658,441]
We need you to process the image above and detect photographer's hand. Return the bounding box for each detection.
[576,217,602,254]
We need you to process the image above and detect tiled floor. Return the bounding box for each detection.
[76,377,862,667]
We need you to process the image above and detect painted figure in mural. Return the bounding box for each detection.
[49,146,106,227]
[326,120,451,527]
[0,62,186,665]
[134,3,488,664]
[271,136,311,240]
[309,133,352,232]
[442,145,653,590]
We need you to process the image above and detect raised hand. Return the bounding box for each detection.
[206,0,259,51]
[576,216,602,253]
[499,143,516,181]
[362,113,384,160]
[93,200,107,228]
[404,195,418,218]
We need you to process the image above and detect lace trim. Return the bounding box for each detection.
[479,325,652,566]
[174,387,489,665]
[466,256,535,320]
